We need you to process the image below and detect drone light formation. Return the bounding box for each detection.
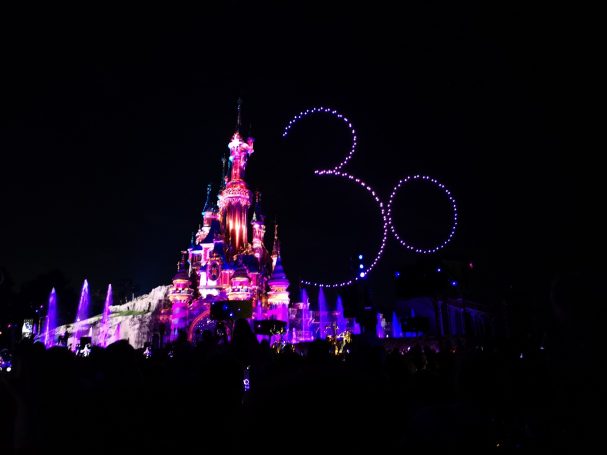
[283,107,459,288]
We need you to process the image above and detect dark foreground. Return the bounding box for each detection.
[0,323,591,452]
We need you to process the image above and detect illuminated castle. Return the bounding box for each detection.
[41,103,364,349]
[159,102,293,344]
[37,102,495,351]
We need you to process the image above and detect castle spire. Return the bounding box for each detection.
[202,183,213,213]
[253,191,264,223]
[267,254,289,322]
[271,222,281,270]
[251,191,266,260]
[219,99,255,253]
[236,97,243,132]
[272,222,280,257]
[220,156,228,190]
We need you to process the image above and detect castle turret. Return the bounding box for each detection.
[251,191,266,261]
[168,252,194,340]
[196,184,219,243]
[267,255,290,321]
[188,232,203,272]
[228,261,253,301]
[271,223,280,270]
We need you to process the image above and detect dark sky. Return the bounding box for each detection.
[0,4,582,309]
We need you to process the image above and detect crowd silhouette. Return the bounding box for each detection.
[0,317,588,452]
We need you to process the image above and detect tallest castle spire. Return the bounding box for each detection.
[218,99,255,253]
[235,97,243,132]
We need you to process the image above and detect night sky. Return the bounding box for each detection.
[0,4,582,315]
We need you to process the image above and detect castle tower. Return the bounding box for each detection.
[168,252,194,340]
[267,255,290,322]
[251,191,266,261]
[196,184,218,243]
[271,223,280,270]
[194,183,222,273]
[218,99,254,255]
[188,232,203,273]
[163,100,294,343]
[228,261,253,301]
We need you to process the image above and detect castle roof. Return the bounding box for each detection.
[201,219,221,244]
[173,270,190,281]
[269,255,289,287]
[173,262,190,282]
[212,241,230,268]
[252,191,265,224]
[232,264,250,280]
[189,232,202,250]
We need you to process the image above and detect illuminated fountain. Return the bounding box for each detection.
[114,322,121,343]
[318,287,329,339]
[73,279,90,348]
[336,295,347,334]
[301,289,311,341]
[44,288,57,347]
[392,311,403,338]
[101,284,112,347]
[376,313,385,339]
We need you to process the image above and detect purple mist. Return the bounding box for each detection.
[336,295,347,334]
[318,287,329,339]
[376,313,385,339]
[73,279,90,348]
[392,312,403,338]
[101,284,112,347]
[44,288,57,348]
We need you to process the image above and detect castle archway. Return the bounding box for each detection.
[187,309,212,342]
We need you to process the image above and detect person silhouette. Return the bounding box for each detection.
[59,331,69,347]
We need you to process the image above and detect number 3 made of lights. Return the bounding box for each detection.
[282,107,458,288]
